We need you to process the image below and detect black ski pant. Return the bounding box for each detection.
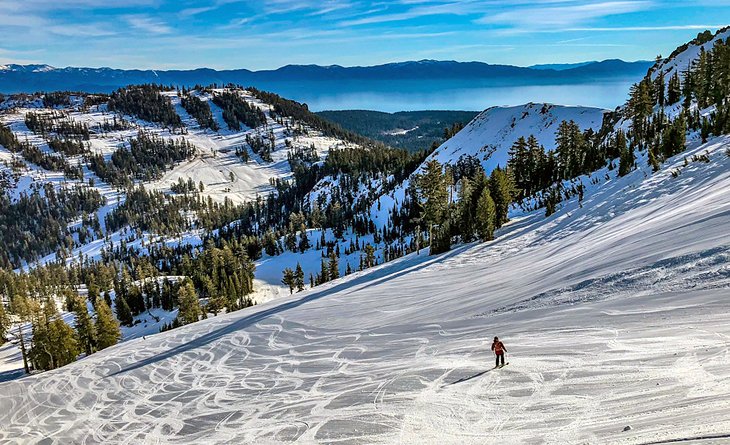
[495,353,505,367]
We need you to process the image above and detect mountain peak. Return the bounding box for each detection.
[0,64,56,73]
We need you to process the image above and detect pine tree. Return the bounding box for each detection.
[681,67,694,109]
[364,244,376,268]
[489,168,515,228]
[318,259,329,284]
[667,72,682,105]
[456,177,476,242]
[177,280,201,326]
[328,252,340,280]
[628,79,655,146]
[298,227,310,253]
[616,131,634,177]
[661,114,687,159]
[115,295,133,327]
[431,220,452,254]
[10,296,31,373]
[475,187,497,241]
[29,302,80,370]
[95,299,121,350]
[648,145,661,172]
[294,263,305,292]
[285,230,297,252]
[281,268,295,294]
[72,295,96,356]
[414,159,449,249]
[544,186,561,217]
[87,283,100,308]
[0,302,8,345]
[555,120,573,179]
[654,71,666,107]
[508,136,530,197]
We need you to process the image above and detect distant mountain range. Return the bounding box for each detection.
[0,59,653,94]
[528,61,597,71]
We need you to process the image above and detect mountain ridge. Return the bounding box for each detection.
[0,59,653,94]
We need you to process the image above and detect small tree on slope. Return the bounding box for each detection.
[177,280,201,326]
[95,300,121,350]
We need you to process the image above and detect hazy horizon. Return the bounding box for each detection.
[1,57,651,72]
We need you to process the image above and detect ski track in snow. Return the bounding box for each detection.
[0,136,729,443]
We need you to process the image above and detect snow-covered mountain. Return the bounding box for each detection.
[425,103,606,174]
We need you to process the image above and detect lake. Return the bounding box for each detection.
[250,78,637,112]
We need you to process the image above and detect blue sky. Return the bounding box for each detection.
[0,0,727,70]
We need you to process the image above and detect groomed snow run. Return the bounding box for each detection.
[0,136,729,444]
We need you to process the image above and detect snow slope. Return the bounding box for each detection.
[148,91,350,205]
[1,132,728,444]
[426,103,606,174]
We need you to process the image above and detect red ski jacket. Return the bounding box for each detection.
[491,340,506,355]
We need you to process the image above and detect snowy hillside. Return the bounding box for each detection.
[0,89,352,207]
[363,103,605,228]
[426,103,605,174]
[649,26,730,82]
[1,132,728,444]
[0,86,362,276]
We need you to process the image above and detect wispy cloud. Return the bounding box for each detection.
[477,1,653,30]
[12,0,158,10]
[567,24,727,32]
[0,3,114,37]
[179,7,217,18]
[124,14,174,35]
[338,1,486,27]
[219,17,254,30]
[49,23,116,37]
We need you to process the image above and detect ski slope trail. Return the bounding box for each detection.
[1,136,729,444]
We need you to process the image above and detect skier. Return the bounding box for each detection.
[491,336,506,368]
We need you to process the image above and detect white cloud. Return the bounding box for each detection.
[476,1,653,29]
[179,7,217,18]
[6,0,158,11]
[219,17,254,30]
[124,14,174,35]
[338,1,487,27]
[567,24,727,32]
